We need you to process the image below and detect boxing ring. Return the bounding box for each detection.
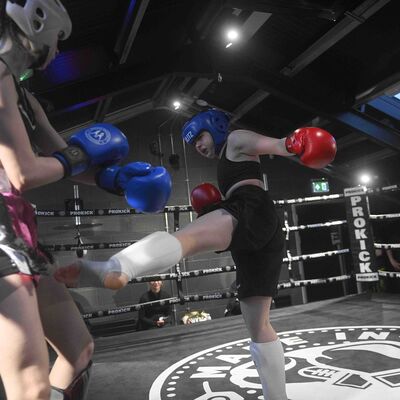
[35,184,400,400]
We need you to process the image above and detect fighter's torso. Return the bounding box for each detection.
[217,139,264,198]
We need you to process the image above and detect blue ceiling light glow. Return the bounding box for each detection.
[125,0,137,23]
[62,97,104,113]
[42,50,85,85]
[41,47,110,86]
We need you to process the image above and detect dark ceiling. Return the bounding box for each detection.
[25,0,400,186]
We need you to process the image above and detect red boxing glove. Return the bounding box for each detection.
[285,127,337,169]
[190,183,222,214]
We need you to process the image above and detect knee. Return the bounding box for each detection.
[23,380,51,400]
[72,339,94,374]
[249,322,277,343]
[80,339,95,367]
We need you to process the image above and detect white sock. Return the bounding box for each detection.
[250,339,287,400]
[77,231,182,287]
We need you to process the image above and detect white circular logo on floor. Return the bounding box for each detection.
[149,326,400,399]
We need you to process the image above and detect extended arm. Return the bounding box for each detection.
[228,129,290,157]
[228,126,337,169]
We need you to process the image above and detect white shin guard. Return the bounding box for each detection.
[110,231,182,280]
[77,231,182,287]
[250,339,288,400]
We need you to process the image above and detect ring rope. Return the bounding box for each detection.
[81,267,398,321]
[130,265,237,284]
[81,292,239,320]
[378,270,400,279]
[81,272,353,320]
[38,217,397,252]
[36,205,194,217]
[374,243,400,249]
[277,274,352,289]
[130,248,350,284]
[369,213,400,220]
[35,183,400,216]
[44,241,136,252]
[282,248,350,262]
[274,193,344,206]
[284,220,347,232]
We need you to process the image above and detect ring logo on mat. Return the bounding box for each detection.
[85,126,111,145]
[149,326,400,399]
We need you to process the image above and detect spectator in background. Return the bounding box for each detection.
[370,193,400,292]
[137,281,172,330]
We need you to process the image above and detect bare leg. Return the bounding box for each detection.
[55,209,237,289]
[36,275,94,390]
[0,274,51,400]
[241,296,287,400]
[174,209,237,256]
[240,296,277,342]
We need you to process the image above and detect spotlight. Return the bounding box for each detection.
[227,29,239,41]
[225,28,240,48]
[359,173,371,185]
[173,101,181,110]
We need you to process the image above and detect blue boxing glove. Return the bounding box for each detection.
[96,162,152,195]
[53,123,129,176]
[97,162,172,212]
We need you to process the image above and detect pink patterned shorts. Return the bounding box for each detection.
[0,192,50,278]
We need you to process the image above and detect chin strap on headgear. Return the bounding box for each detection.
[6,0,72,66]
[182,109,230,154]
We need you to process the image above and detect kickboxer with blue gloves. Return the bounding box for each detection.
[0,1,170,399]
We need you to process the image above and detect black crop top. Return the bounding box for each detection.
[217,146,263,196]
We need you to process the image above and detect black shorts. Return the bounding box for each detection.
[202,185,285,299]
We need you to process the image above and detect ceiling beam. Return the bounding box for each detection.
[228,0,387,122]
[281,0,392,77]
[44,65,166,112]
[240,11,272,40]
[336,132,368,150]
[104,99,154,125]
[336,148,398,170]
[93,97,113,122]
[231,90,270,123]
[335,110,400,151]
[365,96,400,121]
[355,70,400,105]
[114,0,150,64]
[223,0,342,21]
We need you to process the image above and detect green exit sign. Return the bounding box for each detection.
[311,179,330,193]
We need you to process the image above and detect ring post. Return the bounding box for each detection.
[344,186,378,293]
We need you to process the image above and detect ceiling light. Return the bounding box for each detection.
[173,101,181,110]
[225,29,240,48]
[227,29,239,41]
[359,173,371,184]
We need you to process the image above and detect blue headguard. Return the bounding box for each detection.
[182,109,230,153]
